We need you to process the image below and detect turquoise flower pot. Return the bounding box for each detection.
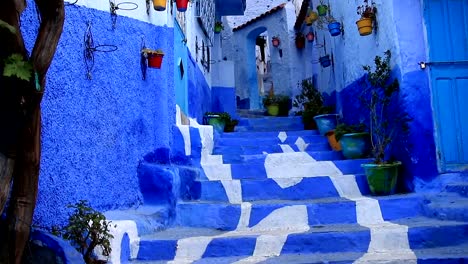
[313,114,339,136]
[340,132,370,159]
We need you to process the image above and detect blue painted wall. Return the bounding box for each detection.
[211,87,237,118]
[174,20,189,115]
[20,4,176,227]
[187,53,211,123]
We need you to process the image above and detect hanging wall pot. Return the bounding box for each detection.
[142,48,164,69]
[271,36,280,47]
[176,0,188,12]
[317,4,328,16]
[319,54,331,68]
[356,18,373,36]
[306,31,315,42]
[152,0,166,11]
[295,33,305,49]
[328,21,341,37]
[305,10,319,25]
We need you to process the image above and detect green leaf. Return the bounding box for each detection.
[0,19,16,34]
[3,53,33,81]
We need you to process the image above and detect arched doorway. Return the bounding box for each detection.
[246,27,270,110]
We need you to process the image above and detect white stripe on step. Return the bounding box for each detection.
[279,144,295,153]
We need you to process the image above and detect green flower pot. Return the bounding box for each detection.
[317,5,328,16]
[267,105,279,116]
[362,162,401,195]
[204,115,226,133]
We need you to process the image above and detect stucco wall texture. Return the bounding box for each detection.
[20,4,176,227]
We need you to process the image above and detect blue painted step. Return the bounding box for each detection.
[216,134,327,147]
[222,150,344,164]
[176,194,425,230]
[422,193,468,222]
[236,117,304,132]
[221,129,319,138]
[213,141,331,155]
[133,219,468,262]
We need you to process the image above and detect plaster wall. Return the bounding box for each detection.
[20,4,175,227]
[309,0,438,189]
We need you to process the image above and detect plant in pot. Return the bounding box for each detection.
[263,95,280,116]
[295,32,306,49]
[360,50,410,195]
[293,78,322,130]
[317,0,328,16]
[277,95,291,117]
[305,8,319,25]
[142,48,164,69]
[356,0,377,36]
[214,21,224,33]
[204,112,230,133]
[224,117,239,132]
[334,123,370,158]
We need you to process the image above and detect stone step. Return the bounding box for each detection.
[216,134,326,147]
[445,182,468,197]
[221,130,319,138]
[175,194,425,230]
[183,174,369,202]
[212,141,331,155]
[235,117,304,132]
[422,193,468,222]
[222,150,344,164]
[130,218,468,262]
[201,158,371,181]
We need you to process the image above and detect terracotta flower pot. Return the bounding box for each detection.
[148,53,164,69]
[272,38,280,47]
[326,130,342,151]
[356,18,373,36]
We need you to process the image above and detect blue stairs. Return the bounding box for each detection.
[108,117,468,263]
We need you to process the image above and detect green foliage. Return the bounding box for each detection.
[263,94,288,106]
[205,112,232,123]
[60,200,115,264]
[334,123,367,141]
[361,50,410,164]
[0,19,16,34]
[3,53,33,81]
[293,78,334,124]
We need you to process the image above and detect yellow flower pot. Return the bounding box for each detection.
[356,18,373,36]
[153,0,166,11]
[305,11,319,25]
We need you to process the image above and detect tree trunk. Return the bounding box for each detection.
[0,0,64,262]
[0,154,14,213]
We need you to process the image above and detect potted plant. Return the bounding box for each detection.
[176,0,189,12]
[295,32,306,49]
[277,95,291,117]
[293,78,321,129]
[214,21,224,33]
[271,36,280,47]
[356,0,377,36]
[152,0,166,11]
[305,8,319,25]
[360,50,410,195]
[306,31,315,42]
[334,123,370,159]
[203,112,230,133]
[262,95,280,116]
[314,113,339,136]
[142,48,164,69]
[224,118,239,132]
[317,0,328,16]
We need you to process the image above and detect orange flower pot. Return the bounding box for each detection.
[152,0,166,11]
[356,18,373,36]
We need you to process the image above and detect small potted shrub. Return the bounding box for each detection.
[277,95,291,117]
[293,78,320,129]
[295,32,306,49]
[356,0,377,36]
[142,48,164,69]
[204,112,231,133]
[334,123,370,158]
[263,95,280,116]
[214,21,224,33]
[360,50,410,195]
[224,118,239,132]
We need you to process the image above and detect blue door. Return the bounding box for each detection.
[424,0,468,172]
[174,19,189,115]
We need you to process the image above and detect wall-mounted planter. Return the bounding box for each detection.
[271,37,280,47]
[306,32,315,42]
[313,114,339,136]
[319,55,331,68]
[295,34,305,49]
[328,22,341,37]
[305,11,319,25]
[214,24,223,33]
[147,52,164,69]
[356,18,373,36]
[176,0,188,12]
[152,0,166,11]
[317,5,328,16]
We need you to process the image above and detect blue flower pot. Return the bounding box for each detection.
[319,55,331,68]
[340,132,371,159]
[313,114,339,136]
[328,22,341,36]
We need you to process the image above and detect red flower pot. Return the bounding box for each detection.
[148,53,164,69]
[272,38,280,47]
[176,0,188,12]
